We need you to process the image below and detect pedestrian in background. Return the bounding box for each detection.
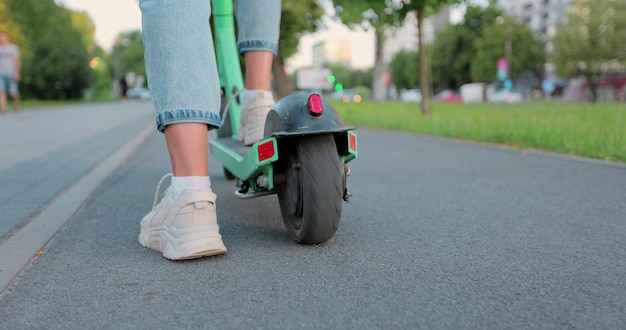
[120,76,129,100]
[0,32,20,114]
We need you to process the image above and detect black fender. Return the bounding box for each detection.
[264,92,354,138]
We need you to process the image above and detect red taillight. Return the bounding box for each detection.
[307,93,323,116]
[257,140,275,162]
[349,132,357,152]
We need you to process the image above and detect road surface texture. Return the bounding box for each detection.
[0,102,624,329]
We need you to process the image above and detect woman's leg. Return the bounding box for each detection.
[139,0,226,260]
[243,51,274,91]
[164,123,208,176]
[234,0,282,145]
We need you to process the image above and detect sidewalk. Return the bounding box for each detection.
[0,101,155,291]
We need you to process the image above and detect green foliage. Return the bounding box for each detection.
[327,64,351,88]
[326,63,373,90]
[89,44,112,98]
[331,0,411,101]
[351,85,371,99]
[351,68,374,88]
[333,100,626,162]
[430,6,503,89]
[396,0,465,18]
[331,1,469,104]
[71,10,96,42]
[396,0,467,114]
[390,49,419,90]
[429,4,503,89]
[429,3,544,88]
[551,0,626,77]
[5,0,92,100]
[471,17,545,82]
[332,0,406,30]
[429,24,464,89]
[278,1,324,60]
[0,1,30,59]
[111,30,146,79]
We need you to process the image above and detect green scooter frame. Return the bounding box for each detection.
[209,0,357,244]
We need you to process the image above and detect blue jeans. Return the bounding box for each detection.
[0,75,19,95]
[140,0,281,132]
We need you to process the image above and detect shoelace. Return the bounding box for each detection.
[152,173,173,209]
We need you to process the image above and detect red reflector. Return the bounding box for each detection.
[349,133,357,152]
[308,94,323,116]
[257,140,275,162]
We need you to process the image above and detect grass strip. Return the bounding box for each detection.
[333,100,626,163]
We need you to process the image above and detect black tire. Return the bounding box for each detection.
[277,134,344,244]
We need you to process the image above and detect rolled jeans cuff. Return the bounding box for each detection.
[155,109,221,133]
[238,40,279,56]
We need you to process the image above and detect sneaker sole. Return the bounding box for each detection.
[139,224,227,260]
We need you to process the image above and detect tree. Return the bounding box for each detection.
[333,0,466,113]
[0,1,29,56]
[352,67,373,88]
[390,49,419,90]
[112,30,146,79]
[327,63,353,89]
[0,0,31,94]
[332,0,406,102]
[70,10,96,42]
[275,1,324,97]
[396,0,467,115]
[471,16,545,83]
[429,3,503,90]
[551,0,626,102]
[6,0,91,99]
[327,63,373,90]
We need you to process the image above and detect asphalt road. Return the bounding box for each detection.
[0,104,624,329]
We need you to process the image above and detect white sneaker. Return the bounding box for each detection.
[138,174,227,260]
[237,91,274,146]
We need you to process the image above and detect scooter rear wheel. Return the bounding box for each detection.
[277,134,344,244]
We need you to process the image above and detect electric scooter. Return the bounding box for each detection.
[208,0,357,244]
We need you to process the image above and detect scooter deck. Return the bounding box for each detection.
[209,135,279,185]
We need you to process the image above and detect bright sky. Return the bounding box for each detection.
[56,0,485,72]
[286,18,375,73]
[57,0,142,51]
[57,0,373,72]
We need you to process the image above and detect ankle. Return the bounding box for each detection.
[170,176,211,199]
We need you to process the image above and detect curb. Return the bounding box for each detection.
[0,123,155,294]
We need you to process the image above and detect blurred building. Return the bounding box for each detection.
[383,7,453,64]
[382,1,575,66]
[312,40,352,68]
[498,0,626,102]
[497,0,573,52]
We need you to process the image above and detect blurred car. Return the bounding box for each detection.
[126,87,151,101]
[400,89,422,103]
[487,89,523,104]
[330,89,362,103]
[435,90,463,103]
[460,83,486,103]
